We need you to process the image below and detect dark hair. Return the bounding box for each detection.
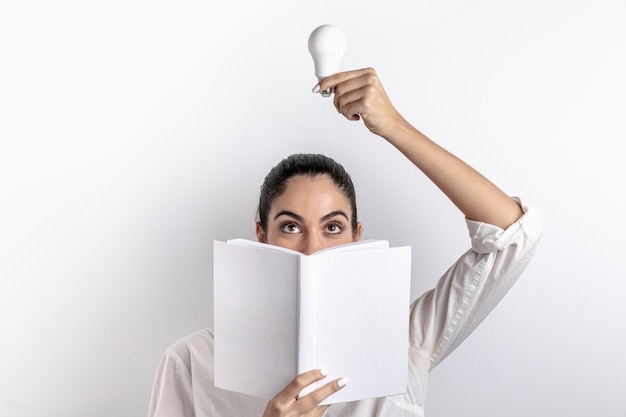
[257,153,358,233]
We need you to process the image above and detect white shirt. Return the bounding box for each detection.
[148,199,542,417]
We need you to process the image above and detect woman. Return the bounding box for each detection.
[148,68,542,417]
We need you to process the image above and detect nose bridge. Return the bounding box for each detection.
[302,232,324,255]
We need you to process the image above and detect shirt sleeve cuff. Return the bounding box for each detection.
[466,197,542,254]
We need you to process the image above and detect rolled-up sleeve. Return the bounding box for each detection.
[409,197,542,369]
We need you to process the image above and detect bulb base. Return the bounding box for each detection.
[320,86,334,97]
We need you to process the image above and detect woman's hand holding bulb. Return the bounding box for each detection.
[315,68,410,141]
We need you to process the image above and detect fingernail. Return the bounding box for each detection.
[320,369,328,377]
[338,378,348,388]
[312,83,320,93]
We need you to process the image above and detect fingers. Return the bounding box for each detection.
[272,369,328,404]
[332,69,377,118]
[294,377,348,412]
[263,370,347,417]
[313,67,405,137]
[315,68,387,120]
[332,76,368,118]
[317,67,377,93]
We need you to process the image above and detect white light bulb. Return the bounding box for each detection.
[308,24,347,97]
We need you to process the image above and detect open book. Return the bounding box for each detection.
[213,238,411,404]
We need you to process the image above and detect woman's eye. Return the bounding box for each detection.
[280,223,302,234]
[325,222,345,234]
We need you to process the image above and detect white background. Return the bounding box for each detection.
[1,1,625,416]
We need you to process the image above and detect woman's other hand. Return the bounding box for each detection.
[262,369,346,417]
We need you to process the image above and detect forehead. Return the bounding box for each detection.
[269,174,351,214]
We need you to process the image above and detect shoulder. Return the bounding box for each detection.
[170,328,214,351]
[166,328,215,373]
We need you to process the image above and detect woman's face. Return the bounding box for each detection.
[256,174,362,255]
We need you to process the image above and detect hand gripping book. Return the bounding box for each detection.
[213,238,411,404]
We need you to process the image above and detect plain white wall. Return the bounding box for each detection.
[1,1,625,416]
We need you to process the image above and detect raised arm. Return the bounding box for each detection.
[315,68,523,229]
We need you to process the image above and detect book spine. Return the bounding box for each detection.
[297,255,318,395]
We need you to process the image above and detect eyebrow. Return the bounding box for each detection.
[274,210,304,222]
[320,210,349,222]
[273,210,349,222]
